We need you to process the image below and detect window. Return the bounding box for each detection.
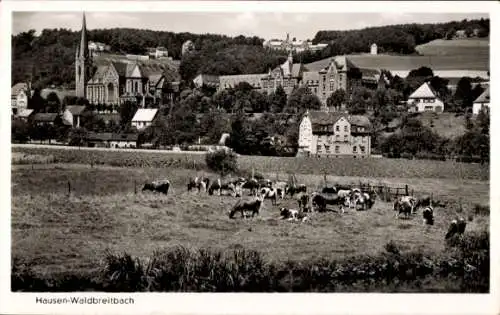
[344,135,348,142]
[335,146,340,153]
[336,125,340,132]
[325,145,330,152]
[314,88,318,93]
[336,135,340,141]
[330,81,335,90]
[317,145,321,152]
[353,146,357,153]
[424,106,433,111]
[344,126,348,132]
[360,146,366,153]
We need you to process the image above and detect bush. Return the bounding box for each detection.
[205,149,238,175]
[455,155,483,163]
[400,152,413,160]
[473,204,489,216]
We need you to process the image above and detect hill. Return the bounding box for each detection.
[305,53,489,75]
[415,37,489,56]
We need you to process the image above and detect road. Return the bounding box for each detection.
[11,143,210,154]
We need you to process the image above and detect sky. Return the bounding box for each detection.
[12,11,489,40]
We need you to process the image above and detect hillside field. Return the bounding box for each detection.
[415,38,489,56]
[11,163,489,280]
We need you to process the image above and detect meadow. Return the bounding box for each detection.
[11,154,490,292]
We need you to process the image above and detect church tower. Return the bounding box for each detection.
[75,13,91,98]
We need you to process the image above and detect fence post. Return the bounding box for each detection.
[405,185,409,196]
[324,173,327,186]
[67,181,71,196]
[134,180,137,195]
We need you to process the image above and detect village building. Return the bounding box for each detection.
[11,82,31,115]
[75,13,180,110]
[131,108,158,130]
[85,132,138,148]
[193,74,221,89]
[370,43,378,55]
[17,109,35,122]
[297,111,372,158]
[63,105,87,128]
[407,82,444,113]
[32,113,63,126]
[472,86,490,115]
[263,33,328,53]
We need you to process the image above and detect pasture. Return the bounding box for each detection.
[415,38,489,56]
[11,162,489,289]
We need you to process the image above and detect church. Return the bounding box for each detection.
[75,14,180,110]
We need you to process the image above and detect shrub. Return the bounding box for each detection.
[400,152,413,160]
[473,204,489,216]
[205,149,238,175]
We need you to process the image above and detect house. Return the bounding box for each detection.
[63,105,87,128]
[17,109,35,122]
[473,86,490,115]
[407,82,444,113]
[370,43,378,55]
[297,110,372,158]
[193,74,220,89]
[32,113,62,126]
[85,132,138,148]
[11,82,31,115]
[131,108,158,130]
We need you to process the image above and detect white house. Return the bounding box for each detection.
[63,105,86,128]
[131,108,158,130]
[473,86,490,115]
[407,82,444,113]
[11,82,30,115]
[297,111,371,158]
[370,43,378,55]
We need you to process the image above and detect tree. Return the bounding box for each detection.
[28,89,45,112]
[268,85,287,113]
[68,127,88,147]
[11,118,30,143]
[285,87,321,114]
[45,92,61,112]
[454,77,473,111]
[205,150,238,176]
[119,100,139,125]
[326,89,346,111]
[347,86,374,115]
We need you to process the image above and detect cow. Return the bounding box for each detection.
[261,187,279,205]
[296,192,310,212]
[241,178,260,196]
[273,181,288,199]
[208,179,236,196]
[414,196,432,211]
[142,179,170,195]
[187,176,210,193]
[285,184,307,197]
[229,195,264,219]
[445,217,466,239]
[322,186,337,194]
[279,207,310,223]
[311,192,348,213]
[351,191,376,210]
[394,196,416,219]
[422,206,434,225]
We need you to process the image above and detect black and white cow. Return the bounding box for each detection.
[208,179,236,196]
[311,192,348,213]
[261,187,279,205]
[422,206,434,225]
[279,207,309,223]
[445,217,466,239]
[285,184,307,197]
[296,192,310,212]
[229,195,264,219]
[143,179,170,195]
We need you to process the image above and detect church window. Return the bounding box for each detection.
[135,81,138,93]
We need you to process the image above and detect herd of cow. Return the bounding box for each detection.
[142,176,467,240]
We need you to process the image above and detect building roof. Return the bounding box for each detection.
[18,109,34,118]
[33,113,59,122]
[12,83,29,96]
[474,86,490,103]
[219,74,267,89]
[408,82,437,99]
[65,105,86,115]
[131,108,158,122]
[305,110,372,130]
[195,74,220,86]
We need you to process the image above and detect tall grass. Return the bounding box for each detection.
[12,231,489,292]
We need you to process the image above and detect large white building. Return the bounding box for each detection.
[297,111,372,158]
[407,82,444,113]
[131,108,158,130]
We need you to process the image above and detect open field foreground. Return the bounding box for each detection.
[11,163,489,292]
[12,146,489,180]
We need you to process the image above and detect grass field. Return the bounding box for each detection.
[415,38,489,56]
[11,163,489,282]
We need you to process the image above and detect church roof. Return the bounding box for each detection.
[408,82,437,99]
[474,86,490,103]
[89,65,109,83]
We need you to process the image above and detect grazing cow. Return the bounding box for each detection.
[352,191,375,210]
[296,192,310,212]
[285,184,307,197]
[445,217,466,239]
[241,178,260,196]
[229,195,264,219]
[322,186,337,194]
[187,177,198,192]
[280,207,309,222]
[394,196,416,218]
[273,181,288,199]
[311,192,348,213]
[142,179,170,195]
[261,187,279,205]
[422,206,434,225]
[208,179,236,196]
[187,176,210,193]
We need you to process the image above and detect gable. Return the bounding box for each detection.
[130,65,142,78]
[105,65,119,82]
